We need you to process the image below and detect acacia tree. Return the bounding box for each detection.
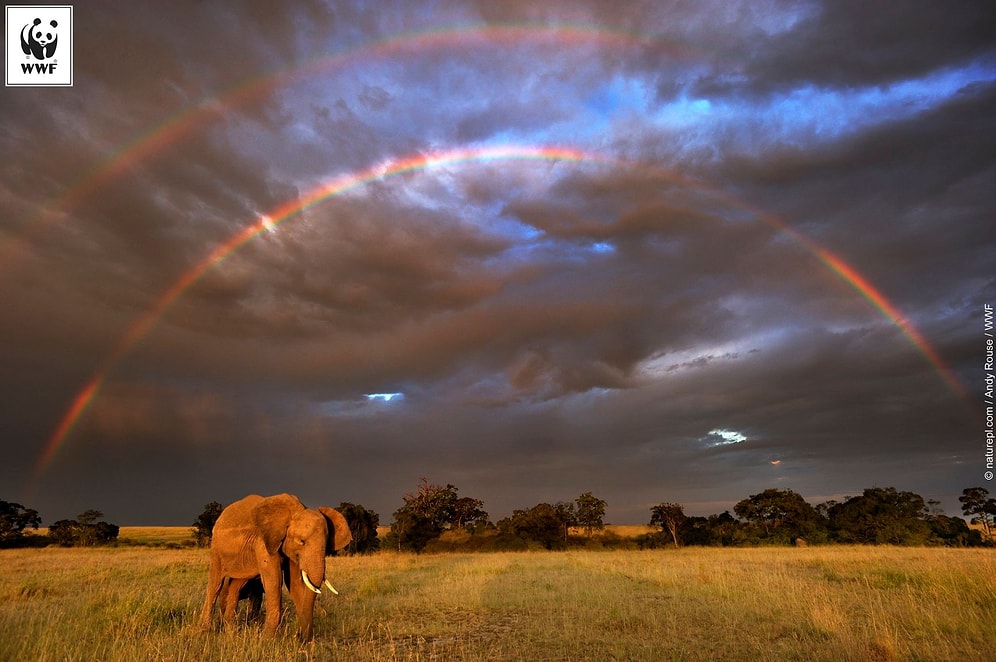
[48,519,82,546]
[650,502,687,548]
[575,492,607,538]
[77,510,117,546]
[959,487,996,541]
[0,500,41,546]
[49,510,119,547]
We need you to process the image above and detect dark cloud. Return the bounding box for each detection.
[1,1,990,525]
[732,0,996,93]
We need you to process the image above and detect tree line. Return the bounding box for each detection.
[375,482,993,551]
[382,478,609,553]
[644,486,994,549]
[377,482,993,551]
[0,502,119,548]
[4,483,994,550]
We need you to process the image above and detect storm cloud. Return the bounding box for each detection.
[1,0,992,525]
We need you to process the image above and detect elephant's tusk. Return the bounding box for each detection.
[301,570,321,595]
[323,579,339,595]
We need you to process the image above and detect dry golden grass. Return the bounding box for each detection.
[28,526,196,546]
[118,526,198,546]
[1,545,993,661]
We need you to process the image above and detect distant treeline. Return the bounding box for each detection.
[4,484,993,550]
[374,482,993,552]
[0,503,119,548]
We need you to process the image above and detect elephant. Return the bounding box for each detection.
[218,575,264,625]
[198,493,352,640]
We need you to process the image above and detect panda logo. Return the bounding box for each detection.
[21,18,59,61]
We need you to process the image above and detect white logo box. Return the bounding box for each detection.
[6,5,73,87]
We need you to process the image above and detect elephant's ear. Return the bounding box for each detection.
[252,494,304,556]
[318,507,353,554]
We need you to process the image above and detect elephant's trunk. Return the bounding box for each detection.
[300,555,326,595]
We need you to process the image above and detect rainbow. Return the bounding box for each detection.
[0,23,700,278]
[33,145,584,472]
[816,250,965,398]
[33,144,974,475]
[743,210,969,403]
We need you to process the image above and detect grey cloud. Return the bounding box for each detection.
[0,1,986,525]
[735,0,996,93]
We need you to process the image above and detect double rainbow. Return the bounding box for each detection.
[0,23,698,277]
[33,144,973,474]
[6,24,970,473]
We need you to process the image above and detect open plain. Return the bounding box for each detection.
[1,530,994,661]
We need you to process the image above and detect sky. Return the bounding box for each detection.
[2,0,994,525]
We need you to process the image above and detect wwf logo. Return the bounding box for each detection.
[21,17,59,61]
[6,5,72,86]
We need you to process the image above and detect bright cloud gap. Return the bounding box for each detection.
[707,428,747,446]
[366,393,404,402]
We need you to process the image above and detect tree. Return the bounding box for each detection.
[734,488,823,543]
[827,487,930,545]
[77,509,100,546]
[76,510,110,546]
[553,501,577,543]
[0,500,42,546]
[686,511,742,547]
[92,521,120,545]
[191,501,224,547]
[451,497,488,531]
[338,502,381,554]
[928,514,984,547]
[402,478,459,530]
[502,503,565,550]
[575,492,607,538]
[48,510,119,547]
[390,510,436,553]
[48,519,82,546]
[959,487,996,541]
[392,478,488,551]
[650,502,687,548]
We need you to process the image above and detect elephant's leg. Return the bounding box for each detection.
[287,559,318,641]
[260,560,284,638]
[222,578,248,626]
[243,576,264,622]
[198,556,225,631]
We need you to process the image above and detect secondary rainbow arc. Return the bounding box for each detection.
[0,23,701,279]
[33,144,974,476]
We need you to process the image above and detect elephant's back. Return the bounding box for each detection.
[213,494,264,531]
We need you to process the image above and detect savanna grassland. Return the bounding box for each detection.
[1,532,994,661]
